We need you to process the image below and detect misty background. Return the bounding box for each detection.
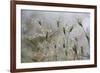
[21,10,90,63]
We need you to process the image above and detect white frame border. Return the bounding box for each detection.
[16,4,95,69]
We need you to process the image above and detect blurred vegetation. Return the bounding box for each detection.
[21,12,90,62]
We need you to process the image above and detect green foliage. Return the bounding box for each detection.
[63,27,66,35]
[77,19,83,27]
[85,33,89,43]
[72,44,77,55]
[81,46,84,56]
[32,58,39,62]
[38,21,42,26]
[25,36,46,51]
[63,43,65,48]
[69,26,73,33]
[46,32,48,40]
[65,50,68,56]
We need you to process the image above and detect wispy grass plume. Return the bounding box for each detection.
[77,19,90,44]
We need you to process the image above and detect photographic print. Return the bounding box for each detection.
[10,1,97,72]
[21,10,90,63]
